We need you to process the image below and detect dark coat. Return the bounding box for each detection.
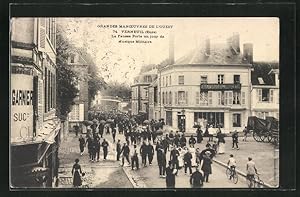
[72,163,82,187]
[166,167,175,187]
[201,155,212,174]
[190,171,204,188]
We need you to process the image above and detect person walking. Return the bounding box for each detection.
[183,149,193,175]
[174,133,180,148]
[190,166,204,188]
[208,125,214,142]
[99,123,104,138]
[217,130,226,154]
[112,126,117,143]
[232,130,239,150]
[157,148,166,178]
[147,141,154,165]
[102,139,109,160]
[161,136,169,154]
[166,161,176,188]
[91,138,97,162]
[72,158,83,188]
[116,139,122,161]
[121,143,130,166]
[140,141,148,167]
[189,135,196,148]
[180,134,187,148]
[78,135,85,156]
[200,151,213,183]
[131,144,139,170]
[95,137,101,162]
[170,146,180,175]
[196,127,203,143]
[242,126,249,141]
[86,136,93,161]
[74,124,80,137]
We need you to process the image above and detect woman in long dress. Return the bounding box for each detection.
[72,158,83,188]
[217,131,226,154]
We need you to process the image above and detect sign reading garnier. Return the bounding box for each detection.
[200,83,241,91]
[11,74,34,143]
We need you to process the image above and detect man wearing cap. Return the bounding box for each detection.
[190,166,204,188]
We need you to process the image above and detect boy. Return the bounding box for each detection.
[227,154,237,179]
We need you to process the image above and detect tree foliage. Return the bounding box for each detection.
[102,81,131,99]
[56,26,79,119]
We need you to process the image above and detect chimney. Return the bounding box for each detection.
[227,33,240,54]
[169,31,174,65]
[243,43,253,64]
[205,38,210,56]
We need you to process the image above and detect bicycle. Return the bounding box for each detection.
[246,173,264,188]
[226,166,238,184]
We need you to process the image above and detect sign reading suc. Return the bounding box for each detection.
[11,74,34,143]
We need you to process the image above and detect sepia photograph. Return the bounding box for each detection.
[10,16,280,189]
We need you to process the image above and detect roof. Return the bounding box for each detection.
[174,43,246,65]
[251,62,279,86]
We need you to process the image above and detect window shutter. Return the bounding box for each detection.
[257,89,262,102]
[208,91,212,105]
[185,91,188,105]
[228,91,233,105]
[242,92,246,105]
[166,92,168,105]
[224,92,228,105]
[38,18,46,51]
[270,89,274,102]
[175,92,178,105]
[169,92,172,105]
[218,91,221,105]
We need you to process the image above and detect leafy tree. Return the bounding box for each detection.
[56,26,79,119]
[102,81,131,99]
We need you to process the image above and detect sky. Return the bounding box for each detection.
[58,17,279,84]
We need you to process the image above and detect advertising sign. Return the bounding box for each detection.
[200,83,241,91]
[11,74,34,143]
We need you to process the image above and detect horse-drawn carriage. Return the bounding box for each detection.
[247,116,279,145]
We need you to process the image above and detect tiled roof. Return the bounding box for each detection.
[174,43,246,65]
[251,62,279,86]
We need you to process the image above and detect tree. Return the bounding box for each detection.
[56,26,79,119]
[102,81,131,99]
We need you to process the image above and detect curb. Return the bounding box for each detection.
[212,158,275,188]
[122,167,146,188]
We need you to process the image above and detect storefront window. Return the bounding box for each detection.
[194,112,224,128]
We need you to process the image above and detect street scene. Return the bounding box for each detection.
[10,17,279,189]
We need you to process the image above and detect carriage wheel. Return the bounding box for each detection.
[260,132,269,142]
[253,132,262,142]
[267,134,274,143]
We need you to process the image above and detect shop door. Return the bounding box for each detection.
[177,115,186,132]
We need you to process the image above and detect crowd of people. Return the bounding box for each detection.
[71,111,256,188]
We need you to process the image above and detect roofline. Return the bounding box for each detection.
[131,83,151,87]
[159,63,252,72]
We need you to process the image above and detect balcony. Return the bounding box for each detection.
[200,83,241,91]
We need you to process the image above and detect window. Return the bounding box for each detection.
[169,75,171,86]
[178,91,186,105]
[218,74,224,84]
[166,76,168,86]
[217,91,222,105]
[169,92,172,105]
[165,92,168,105]
[145,90,148,98]
[257,89,262,102]
[44,67,47,113]
[233,114,241,127]
[162,77,165,87]
[234,75,240,83]
[224,91,233,105]
[162,92,165,104]
[144,76,152,83]
[262,89,269,101]
[201,75,208,84]
[196,92,200,105]
[194,112,224,128]
[233,91,240,104]
[178,75,184,85]
[154,87,158,103]
[175,92,178,105]
[258,88,272,102]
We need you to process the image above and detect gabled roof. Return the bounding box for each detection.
[174,43,246,65]
[251,62,279,86]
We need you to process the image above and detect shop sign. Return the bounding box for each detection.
[200,83,241,91]
[11,74,34,143]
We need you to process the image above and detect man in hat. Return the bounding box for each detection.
[95,137,101,162]
[131,144,139,170]
[161,135,169,154]
[183,149,193,175]
[78,135,85,156]
[112,126,117,143]
[232,130,239,150]
[189,135,196,148]
[121,142,130,166]
[140,141,148,167]
[201,151,213,182]
[166,161,176,188]
[157,147,166,178]
[190,166,204,188]
[170,146,180,175]
[116,139,122,161]
[102,139,109,160]
[147,141,154,166]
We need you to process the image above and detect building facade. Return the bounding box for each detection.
[10,18,60,187]
[131,68,157,117]
[250,63,279,120]
[154,34,253,133]
[67,51,89,129]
